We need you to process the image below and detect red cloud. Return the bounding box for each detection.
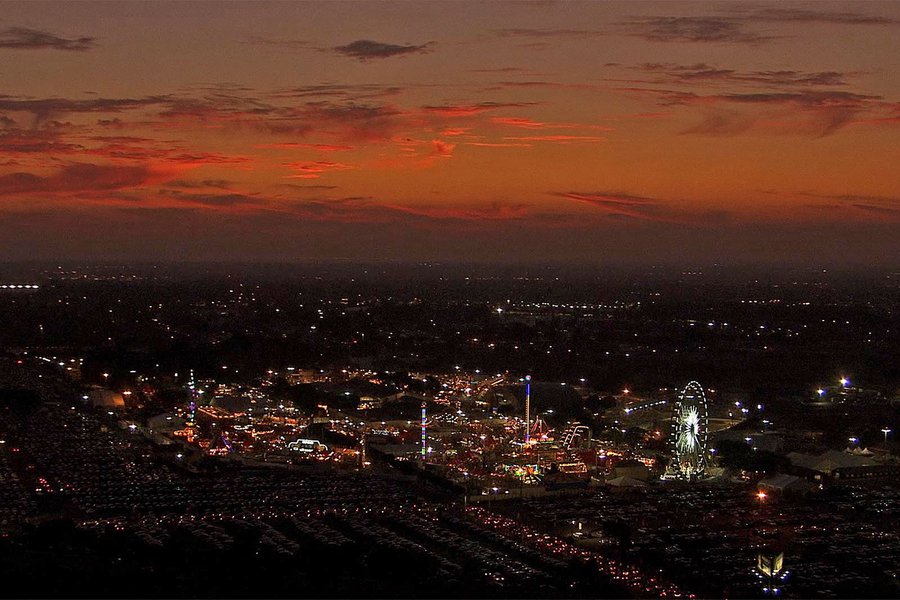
[491,117,613,131]
[504,135,606,143]
[256,142,354,151]
[466,142,533,148]
[430,139,455,157]
[284,161,354,179]
[440,127,471,137]
[491,117,549,129]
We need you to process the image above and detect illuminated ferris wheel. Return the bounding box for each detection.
[670,381,709,479]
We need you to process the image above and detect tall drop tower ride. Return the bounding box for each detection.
[525,375,532,443]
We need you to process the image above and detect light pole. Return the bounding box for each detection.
[882,428,892,450]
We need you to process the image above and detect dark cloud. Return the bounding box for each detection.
[246,37,434,61]
[152,90,411,142]
[158,95,275,120]
[422,101,536,117]
[737,8,896,25]
[284,102,406,142]
[0,27,96,51]
[636,63,850,87]
[620,16,775,44]
[619,87,877,107]
[168,179,233,190]
[168,152,250,165]
[280,184,339,191]
[376,201,530,222]
[0,95,170,125]
[619,8,895,45]
[271,83,403,100]
[0,128,84,154]
[719,91,877,105]
[331,40,434,61]
[162,191,265,207]
[494,80,598,91]
[0,163,160,196]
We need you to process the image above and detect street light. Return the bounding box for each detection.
[839,377,849,387]
[882,428,892,448]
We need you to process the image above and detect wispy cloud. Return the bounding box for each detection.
[619,16,775,44]
[271,83,403,100]
[618,87,887,136]
[422,102,535,117]
[633,63,852,87]
[0,95,170,125]
[0,128,84,154]
[797,192,900,218]
[466,142,533,148]
[257,142,354,152]
[555,191,730,224]
[0,27,96,51]
[505,134,606,144]
[491,80,598,92]
[494,28,603,39]
[377,201,530,222]
[491,116,611,132]
[734,7,896,26]
[556,191,665,220]
[242,36,315,50]
[618,8,895,45]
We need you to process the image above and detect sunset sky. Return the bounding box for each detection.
[2,0,899,264]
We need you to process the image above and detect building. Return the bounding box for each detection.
[757,473,817,496]
[787,450,900,483]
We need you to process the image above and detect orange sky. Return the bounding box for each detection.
[1,1,899,264]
